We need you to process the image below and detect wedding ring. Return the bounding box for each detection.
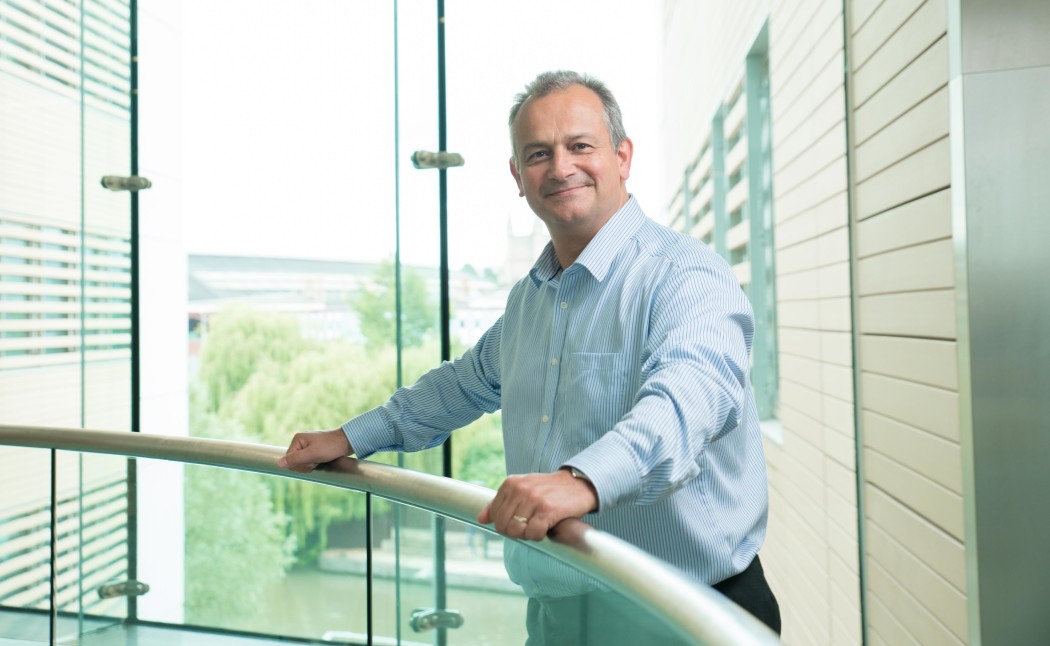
[512,514,529,524]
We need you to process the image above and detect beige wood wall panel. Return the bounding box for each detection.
[853,0,946,107]
[776,209,818,250]
[857,238,954,295]
[860,372,959,441]
[775,121,848,201]
[855,188,952,257]
[863,411,962,493]
[817,332,849,363]
[865,486,966,592]
[775,86,846,174]
[773,52,844,153]
[823,397,855,437]
[822,364,855,401]
[853,0,934,76]
[776,157,848,223]
[827,457,860,513]
[778,268,821,301]
[812,192,850,237]
[819,297,852,332]
[857,289,956,339]
[779,401,824,448]
[855,137,950,219]
[850,0,887,35]
[819,262,851,299]
[855,86,949,182]
[765,492,826,644]
[776,237,820,273]
[778,327,822,359]
[853,36,948,144]
[773,8,843,111]
[865,450,963,540]
[860,335,958,389]
[770,0,832,83]
[780,353,822,387]
[867,560,965,646]
[778,299,822,329]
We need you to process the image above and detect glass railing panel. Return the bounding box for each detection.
[0,431,780,645]
[0,445,53,644]
[369,501,527,646]
[136,461,369,641]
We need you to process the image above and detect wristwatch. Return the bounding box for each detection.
[568,466,591,482]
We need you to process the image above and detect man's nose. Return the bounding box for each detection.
[549,149,575,180]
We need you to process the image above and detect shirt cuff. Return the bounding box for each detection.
[563,433,644,511]
[341,407,396,459]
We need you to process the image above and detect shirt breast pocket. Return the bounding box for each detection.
[561,352,633,450]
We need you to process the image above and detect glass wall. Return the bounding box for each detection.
[0,0,133,639]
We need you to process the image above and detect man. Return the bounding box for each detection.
[278,70,780,642]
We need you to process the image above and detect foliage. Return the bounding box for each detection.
[184,389,294,624]
[452,413,506,490]
[197,307,309,412]
[353,260,437,351]
[190,301,508,570]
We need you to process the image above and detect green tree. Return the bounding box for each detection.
[197,307,310,412]
[353,260,436,351]
[184,384,294,625]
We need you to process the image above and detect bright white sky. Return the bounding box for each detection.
[165,0,664,270]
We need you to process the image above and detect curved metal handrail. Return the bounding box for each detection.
[0,424,779,645]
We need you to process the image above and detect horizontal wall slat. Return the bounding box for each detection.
[860,335,958,390]
[856,189,952,257]
[853,0,932,75]
[863,410,962,494]
[861,371,959,441]
[856,137,950,219]
[866,557,966,646]
[853,36,948,144]
[857,289,956,339]
[865,485,967,592]
[865,450,964,540]
[857,238,954,295]
[855,86,949,182]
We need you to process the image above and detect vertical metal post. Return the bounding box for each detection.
[392,1,404,644]
[128,0,141,624]
[711,111,728,258]
[50,451,58,645]
[435,2,450,645]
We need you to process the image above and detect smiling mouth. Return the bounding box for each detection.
[545,185,588,198]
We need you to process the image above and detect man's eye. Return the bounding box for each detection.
[573,143,592,151]
[528,151,548,160]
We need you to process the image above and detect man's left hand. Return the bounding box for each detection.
[477,469,598,541]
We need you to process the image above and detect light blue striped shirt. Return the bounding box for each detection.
[344,196,768,597]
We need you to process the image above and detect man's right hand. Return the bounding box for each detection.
[276,429,352,473]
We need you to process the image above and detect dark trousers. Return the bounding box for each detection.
[526,556,781,645]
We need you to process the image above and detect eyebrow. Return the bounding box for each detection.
[520,133,599,153]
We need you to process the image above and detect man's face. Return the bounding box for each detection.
[509,85,632,237]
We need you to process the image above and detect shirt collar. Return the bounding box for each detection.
[529,196,646,285]
[573,196,645,282]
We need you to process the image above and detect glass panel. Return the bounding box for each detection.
[135,0,432,638]
[375,501,527,646]
[0,0,133,639]
[176,462,368,640]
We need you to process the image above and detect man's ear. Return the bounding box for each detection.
[617,137,634,181]
[509,157,525,197]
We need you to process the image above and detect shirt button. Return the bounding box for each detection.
[542,415,550,423]
[550,357,558,366]
[560,301,568,310]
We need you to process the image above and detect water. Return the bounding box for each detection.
[239,566,528,645]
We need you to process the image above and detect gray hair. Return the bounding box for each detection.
[508,70,628,165]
